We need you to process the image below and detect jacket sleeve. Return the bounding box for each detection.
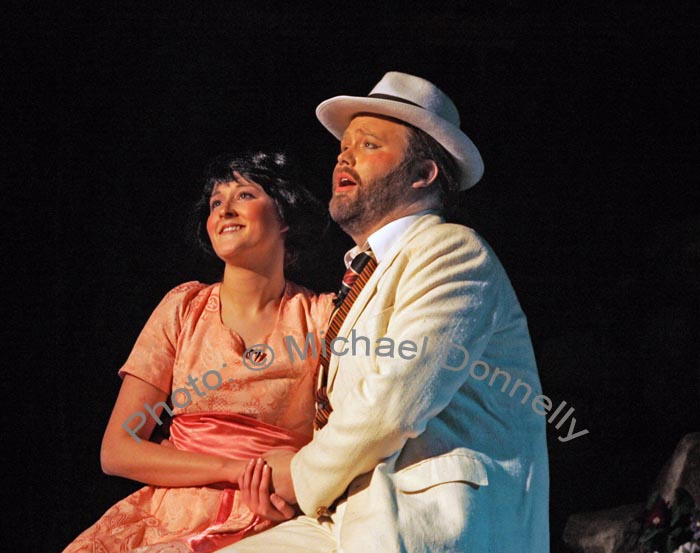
[290,226,505,515]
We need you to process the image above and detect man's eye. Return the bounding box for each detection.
[364,141,378,149]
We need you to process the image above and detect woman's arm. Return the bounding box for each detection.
[100,374,247,487]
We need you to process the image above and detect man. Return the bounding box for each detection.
[221,72,549,552]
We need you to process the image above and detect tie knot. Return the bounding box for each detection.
[334,249,376,308]
[349,249,374,272]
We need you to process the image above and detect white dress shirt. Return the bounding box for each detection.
[343,210,436,268]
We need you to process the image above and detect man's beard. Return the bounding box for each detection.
[329,156,415,239]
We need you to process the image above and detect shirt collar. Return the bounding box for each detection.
[343,210,435,268]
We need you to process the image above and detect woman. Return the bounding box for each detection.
[63,152,334,553]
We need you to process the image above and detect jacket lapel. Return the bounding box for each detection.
[326,213,445,390]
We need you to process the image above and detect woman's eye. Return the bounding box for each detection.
[210,199,221,210]
[238,192,255,200]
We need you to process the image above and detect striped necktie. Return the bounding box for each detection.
[314,250,377,430]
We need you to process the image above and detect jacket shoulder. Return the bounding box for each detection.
[401,221,498,264]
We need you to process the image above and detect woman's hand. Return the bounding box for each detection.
[238,457,297,527]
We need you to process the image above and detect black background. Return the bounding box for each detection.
[4,2,699,552]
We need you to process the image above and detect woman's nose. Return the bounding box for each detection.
[219,198,237,217]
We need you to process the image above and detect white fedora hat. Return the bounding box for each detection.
[316,71,484,190]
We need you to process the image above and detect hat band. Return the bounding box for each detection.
[368,93,423,109]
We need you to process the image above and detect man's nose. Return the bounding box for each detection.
[337,146,354,166]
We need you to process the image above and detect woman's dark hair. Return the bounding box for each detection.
[192,151,328,270]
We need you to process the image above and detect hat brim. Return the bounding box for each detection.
[316,96,484,190]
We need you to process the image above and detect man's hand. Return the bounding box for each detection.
[238,457,296,527]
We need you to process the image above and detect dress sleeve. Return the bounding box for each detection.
[118,281,207,394]
[312,291,336,330]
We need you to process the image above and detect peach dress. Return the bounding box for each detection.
[63,281,333,553]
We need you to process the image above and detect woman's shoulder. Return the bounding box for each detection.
[164,280,216,301]
[155,281,216,319]
[284,281,335,324]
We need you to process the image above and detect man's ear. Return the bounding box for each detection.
[410,159,439,189]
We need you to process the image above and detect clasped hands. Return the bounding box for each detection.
[237,450,298,529]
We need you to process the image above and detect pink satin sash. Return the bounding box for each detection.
[168,411,310,459]
[166,413,309,552]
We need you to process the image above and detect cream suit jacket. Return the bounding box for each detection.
[291,213,549,552]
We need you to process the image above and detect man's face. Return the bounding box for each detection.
[329,115,415,239]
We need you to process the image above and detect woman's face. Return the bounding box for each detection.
[206,174,287,266]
